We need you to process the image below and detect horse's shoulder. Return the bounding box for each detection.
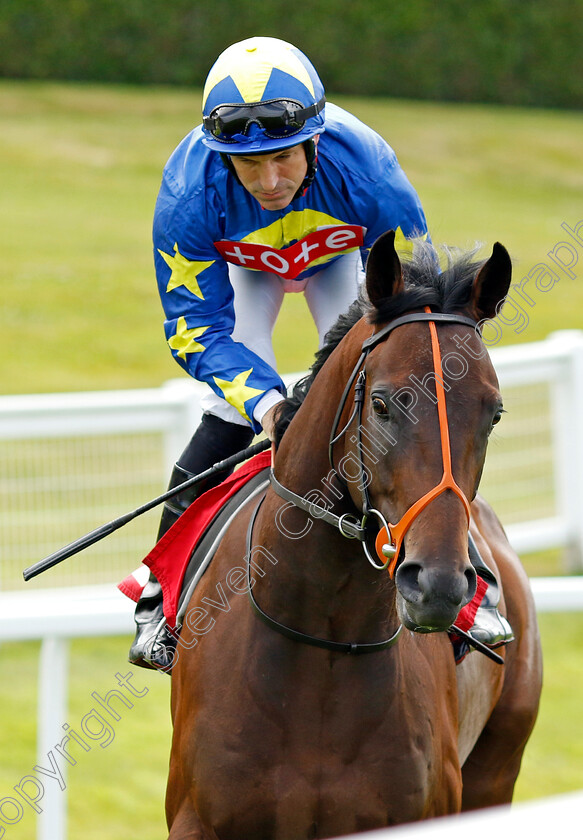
[471,494,505,537]
[471,494,535,617]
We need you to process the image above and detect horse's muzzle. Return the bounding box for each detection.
[395,558,477,632]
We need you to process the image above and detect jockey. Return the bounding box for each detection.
[129,36,511,671]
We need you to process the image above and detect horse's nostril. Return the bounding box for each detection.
[396,559,476,609]
[395,562,423,604]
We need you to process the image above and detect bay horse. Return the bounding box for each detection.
[166,231,542,839]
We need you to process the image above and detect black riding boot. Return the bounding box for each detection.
[128,464,196,673]
[467,533,514,647]
[128,413,254,673]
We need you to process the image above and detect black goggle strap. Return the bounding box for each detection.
[204,96,326,136]
[296,138,318,199]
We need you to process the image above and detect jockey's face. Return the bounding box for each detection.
[229,140,314,210]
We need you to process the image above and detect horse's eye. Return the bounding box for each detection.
[492,408,504,426]
[372,396,389,416]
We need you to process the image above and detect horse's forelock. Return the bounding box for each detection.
[272,243,486,446]
[368,242,486,324]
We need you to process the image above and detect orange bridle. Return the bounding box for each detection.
[373,309,472,577]
[272,309,479,578]
[266,308,502,659]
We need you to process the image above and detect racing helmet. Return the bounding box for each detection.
[201,37,326,154]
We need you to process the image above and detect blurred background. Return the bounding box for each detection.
[2,0,581,107]
[0,2,582,838]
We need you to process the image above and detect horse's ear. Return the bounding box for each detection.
[471,242,512,321]
[366,230,404,306]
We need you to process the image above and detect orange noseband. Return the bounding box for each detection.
[375,309,472,577]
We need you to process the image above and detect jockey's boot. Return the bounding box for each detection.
[467,533,514,648]
[128,413,254,673]
[128,464,198,673]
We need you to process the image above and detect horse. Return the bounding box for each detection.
[165,230,543,840]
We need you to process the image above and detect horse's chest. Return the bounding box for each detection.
[195,754,456,840]
[176,593,462,836]
[191,696,459,837]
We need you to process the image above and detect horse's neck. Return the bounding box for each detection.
[275,317,370,491]
[254,319,399,643]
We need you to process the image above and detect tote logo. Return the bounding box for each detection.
[214,225,364,280]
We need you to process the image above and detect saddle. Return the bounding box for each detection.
[174,468,270,628]
[118,451,271,628]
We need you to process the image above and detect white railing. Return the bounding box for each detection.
[0,377,207,472]
[0,579,581,840]
[0,378,209,590]
[1,331,582,592]
[488,330,583,563]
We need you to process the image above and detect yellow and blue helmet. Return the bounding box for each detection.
[202,37,326,154]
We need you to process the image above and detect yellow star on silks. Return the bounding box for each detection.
[213,368,264,422]
[158,243,213,298]
[168,318,209,361]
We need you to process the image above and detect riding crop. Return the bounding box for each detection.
[22,438,271,582]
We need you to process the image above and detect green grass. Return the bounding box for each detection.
[1,80,582,835]
[515,613,583,801]
[0,637,171,840]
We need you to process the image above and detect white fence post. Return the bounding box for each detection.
[37,637,69,840]
[566,332,583,569]
[547,331,583,570]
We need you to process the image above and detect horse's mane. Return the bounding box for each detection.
[273,241,485,447]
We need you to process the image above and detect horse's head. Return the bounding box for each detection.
[349,230,511,633]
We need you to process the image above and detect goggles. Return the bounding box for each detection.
[203,96,325,143]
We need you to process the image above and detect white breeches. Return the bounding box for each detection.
[200,250,365,425]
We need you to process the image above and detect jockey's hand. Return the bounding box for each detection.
[260,403,280,442]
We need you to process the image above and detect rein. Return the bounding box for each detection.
[272,309,479,577]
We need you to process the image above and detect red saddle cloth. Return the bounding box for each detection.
[119,446,487,636]
[454,575,489,633]
[118,450,271,627]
